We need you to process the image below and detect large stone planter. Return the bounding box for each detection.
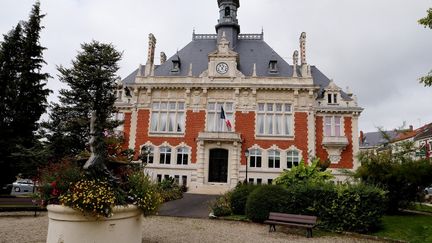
[47,204,142,243]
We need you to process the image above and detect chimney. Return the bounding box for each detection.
[292,50,298,77]
[299,32,311,77]
[409,125,413,131]
[360,131,364,144]
[300,32,307,65]
[160,52,167,65]
[145,33,157,76]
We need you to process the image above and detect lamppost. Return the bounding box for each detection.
[244,150,250,184]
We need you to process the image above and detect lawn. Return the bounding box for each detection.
[371,213,432,243]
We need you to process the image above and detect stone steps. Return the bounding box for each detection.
[187,184,231,195]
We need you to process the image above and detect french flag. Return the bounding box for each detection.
[220,106,232,130]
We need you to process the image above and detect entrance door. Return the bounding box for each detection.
[208,149,228,183]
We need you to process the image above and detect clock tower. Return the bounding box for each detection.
[206,32,241,78]
[216,0,240,49]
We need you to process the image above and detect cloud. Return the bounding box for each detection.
[1,0,431,132]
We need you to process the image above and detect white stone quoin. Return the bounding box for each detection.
[46,205,142,243]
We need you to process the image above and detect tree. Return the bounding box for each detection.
[419,8,432,86]
[43,41,122,161]
[0,1,51,185]
[273,158,334,187]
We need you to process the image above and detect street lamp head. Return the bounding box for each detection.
[245,150,249,157]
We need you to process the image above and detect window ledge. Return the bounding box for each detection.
[255,135,294,141]
[322,136,348,148]
[197,132,242,142]
[148,132,185,138]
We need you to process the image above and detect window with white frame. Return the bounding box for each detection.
[140,145,154,164]
[176,147,189,165]
[324,116,342,137]
[327,93,338,104]
[268,150,280,168]
[287,150,300,168]
[150,101,185,133]
[249,149,262,168]
[256,103,293,136]
[207,102,234,132]
[159,146,171,164]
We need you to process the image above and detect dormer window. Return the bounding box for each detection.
[117,90,123,100]
[225,7,230,17]
[327,93,338,104]
[269,60,278,73]
[171,57,181,73]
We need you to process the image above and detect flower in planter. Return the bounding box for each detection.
[59,179,116,218]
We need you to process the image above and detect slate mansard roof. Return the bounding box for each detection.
[122,34,335,93]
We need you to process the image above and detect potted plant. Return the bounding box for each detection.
[38,41,162,243]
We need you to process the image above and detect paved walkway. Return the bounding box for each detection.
[0,212,380,243]
[158,193,218,218]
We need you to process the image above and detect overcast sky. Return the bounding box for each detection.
[1,0,432,133]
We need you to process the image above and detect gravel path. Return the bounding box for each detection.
[0,212,384,243]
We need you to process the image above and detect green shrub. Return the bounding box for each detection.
[230,183,259,215]
[293,183,386,233]
[273,158,334,187]
[325,183,387,232]
[210,192,232,217]
[158,177,183,202]
[244,182,386,232]
[283,182,337,218]
[245,185,289,222]
[356,151,432,213]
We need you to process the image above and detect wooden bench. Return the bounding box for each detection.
[264,212,317,238]
[0,197,42,216]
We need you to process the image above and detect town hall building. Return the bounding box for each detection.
[115,0,363,192]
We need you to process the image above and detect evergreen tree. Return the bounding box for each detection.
[419,8,432,86]
[43,41,122,160]
[0,1,51,185]
[0,24,25,186]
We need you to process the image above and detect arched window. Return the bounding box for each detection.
[160,146,171,164]
[249,149,262,168]
[140,145,154,164]
[287,150,300,168]
[268,150,280,168]
[177,147,189,165]
[225,7,230,17]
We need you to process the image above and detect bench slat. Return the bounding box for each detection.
[268,216,316,225]
[269,212,317,221]
[264,220,314,228]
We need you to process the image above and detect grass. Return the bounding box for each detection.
[371,213,432,243]
[220,214,249,222]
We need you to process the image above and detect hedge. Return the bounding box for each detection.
[230,183,259,215]
[243,183,387,232]
[245,185,289,222]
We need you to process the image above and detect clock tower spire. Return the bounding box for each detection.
[215,0,240,49]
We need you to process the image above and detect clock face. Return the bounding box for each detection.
[216,62,229,74]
